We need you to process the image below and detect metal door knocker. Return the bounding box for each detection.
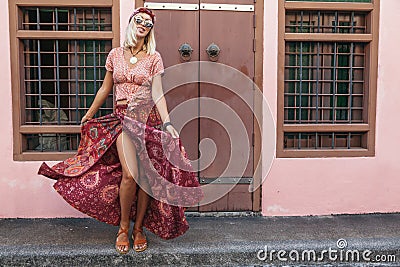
[179,43,193,61]
[206,43,220,61]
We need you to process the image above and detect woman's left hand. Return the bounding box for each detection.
[166,125,179,138]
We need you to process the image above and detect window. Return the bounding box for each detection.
[278,0,379,157]
[9,0,120,161]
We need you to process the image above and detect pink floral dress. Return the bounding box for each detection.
[38,47,203,239]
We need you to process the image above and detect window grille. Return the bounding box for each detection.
[284,41,366,124]
[284,132,365,149]
[278,0,379,157]
[285,11,367,34]
[23,39,112,126]
[21,7,112,31]
[10,1,119,160]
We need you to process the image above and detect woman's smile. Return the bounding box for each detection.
[137,26,147,35]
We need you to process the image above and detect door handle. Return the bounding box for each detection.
[178,43,193,61]
[206,43,220,61]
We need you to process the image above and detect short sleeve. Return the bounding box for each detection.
[151,51,164,77]
[105,48,116,72]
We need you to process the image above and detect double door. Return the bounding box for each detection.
[142,0,256,211]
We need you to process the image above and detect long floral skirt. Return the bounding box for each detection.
[38,105,203,239]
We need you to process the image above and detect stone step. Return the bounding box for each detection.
[0,213,399,266]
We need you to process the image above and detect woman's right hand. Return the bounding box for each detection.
[81,115,92,124]
[165,125,179,138]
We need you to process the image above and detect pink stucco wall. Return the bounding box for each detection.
[262,0,400,216]
[0,0,135,218]
[0,0,398,218]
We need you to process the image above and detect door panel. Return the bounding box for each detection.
[199,9,254,178]
[199,5,254,211]
[147,0,255,212]
[198,184,252,212]
[152,8,200,163]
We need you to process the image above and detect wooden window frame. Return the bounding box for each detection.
[9,0,120,161]
[277,0,380,158]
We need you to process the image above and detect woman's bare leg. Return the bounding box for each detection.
[133,162,151,250]
[116,131,139,253]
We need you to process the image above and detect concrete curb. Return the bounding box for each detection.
[0,213,399,266]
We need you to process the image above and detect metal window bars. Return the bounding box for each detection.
[20,6,113,152]
[283,10,369,150]
[284,41,365,124]
[23,39,113,126]
[286,10,367,34]
[25,133,80,152]
[21,7,112,31]
[284,132,365,150]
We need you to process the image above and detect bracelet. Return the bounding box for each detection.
[162,121,173,131]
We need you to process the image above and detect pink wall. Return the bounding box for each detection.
[0,0,398,218]
[0,0,72,218]
[0,0,135,218]
[261,0,400,216]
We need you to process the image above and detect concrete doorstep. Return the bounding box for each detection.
[0,213,399,266]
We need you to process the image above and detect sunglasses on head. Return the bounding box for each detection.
[133,16,154,28]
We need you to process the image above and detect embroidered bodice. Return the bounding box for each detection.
[105,46,164,104]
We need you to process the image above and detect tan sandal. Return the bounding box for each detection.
[115,227,130,254]
[132,228,147,252]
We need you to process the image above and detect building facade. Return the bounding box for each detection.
[0,0,399,218]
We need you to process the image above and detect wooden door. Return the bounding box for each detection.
[141,0,256,212]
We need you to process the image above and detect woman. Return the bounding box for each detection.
[38,7,203,254]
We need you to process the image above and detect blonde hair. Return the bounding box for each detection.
[123,16,156,55]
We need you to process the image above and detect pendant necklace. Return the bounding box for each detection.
[129,47,142,65]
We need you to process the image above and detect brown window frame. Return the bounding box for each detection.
[277,0,380,158]
[9,0,120,161]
